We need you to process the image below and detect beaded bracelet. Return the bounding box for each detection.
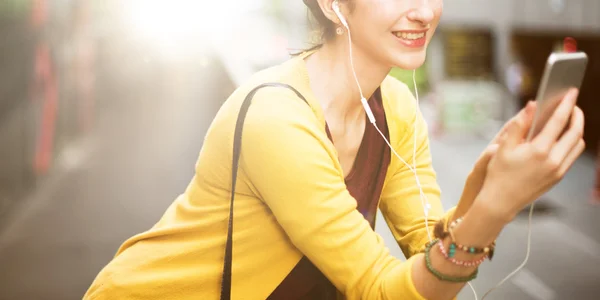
[424,239,478,283]
[437,240,488,267]
[434,218,496,260]
[448,218,495,260]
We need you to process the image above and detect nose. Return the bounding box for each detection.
[407,1,435,25]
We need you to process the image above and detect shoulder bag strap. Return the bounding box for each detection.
[220,83,309,300]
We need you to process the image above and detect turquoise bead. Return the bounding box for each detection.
[448,244,456,258]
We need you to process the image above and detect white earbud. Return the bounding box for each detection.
[331,0,376,124]
[332,1,348,28]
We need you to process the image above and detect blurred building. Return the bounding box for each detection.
[0,0,109,217]
[435,0,600,151]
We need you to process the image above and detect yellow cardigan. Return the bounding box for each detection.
[84,52,455,300]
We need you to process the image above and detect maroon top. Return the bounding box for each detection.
[267,88,391,299]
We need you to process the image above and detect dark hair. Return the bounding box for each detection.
[303,0,338,43]
[294,1,353,55]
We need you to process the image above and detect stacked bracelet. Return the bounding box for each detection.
[448,218,495,260]
[424,239,478,283]
[437,240,487,267]
[434,217,496,260]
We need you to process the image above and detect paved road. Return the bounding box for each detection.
[0,52,598,300]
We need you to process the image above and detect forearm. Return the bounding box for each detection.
[453,168,488,222]
[411,197,506,300]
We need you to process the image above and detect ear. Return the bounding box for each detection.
[316,0,345,26]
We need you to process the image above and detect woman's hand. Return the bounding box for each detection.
[478,88,585,221]
[453,101,537,219]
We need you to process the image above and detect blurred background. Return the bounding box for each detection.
[0,0,598,299]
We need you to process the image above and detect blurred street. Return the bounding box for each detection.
[0,50,235,300]
[0,1,599,300]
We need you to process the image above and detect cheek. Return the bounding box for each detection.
[429,3,443,37]
[350,14,392,41]
[435,2,443,20]
[354,0,396,32]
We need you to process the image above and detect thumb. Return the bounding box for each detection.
[455,144,499,219]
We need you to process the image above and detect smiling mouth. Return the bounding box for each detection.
[393,32,426,40]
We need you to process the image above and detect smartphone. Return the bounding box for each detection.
[526,51,588,140]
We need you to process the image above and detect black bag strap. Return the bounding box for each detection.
[220,83,309,300]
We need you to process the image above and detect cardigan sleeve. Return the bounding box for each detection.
[241,88,426,300]
[378,80,455,258]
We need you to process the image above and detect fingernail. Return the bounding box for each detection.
[567,88,578,100]
[526,101,534,113]
[572,88,580,98]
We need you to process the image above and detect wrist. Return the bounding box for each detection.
[453,198,506,248]
[473,185,519,224]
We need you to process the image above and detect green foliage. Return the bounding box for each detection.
[0,0,30,17]
[388,64,430,95]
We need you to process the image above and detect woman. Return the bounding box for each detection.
[84,0,585,299]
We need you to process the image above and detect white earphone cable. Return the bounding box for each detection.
[344,24,365,105]
[331,2,542,299]
[481,176,536,299]
[338,11,432,241]
[412,69,477,300]
[343,15,478,300]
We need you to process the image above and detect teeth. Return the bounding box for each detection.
[395,32,425,40]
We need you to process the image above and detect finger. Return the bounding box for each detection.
[534,88,579,149]
[557,139,585,176]
[550,106,585,165]
[500,112,530,150]
[520,101,538,142]
[491,101,536,145]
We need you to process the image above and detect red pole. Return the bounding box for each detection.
[33,43,58,175]
[30,0,59,175]
[30,0,47,28]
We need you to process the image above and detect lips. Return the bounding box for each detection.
[392,30,428,48]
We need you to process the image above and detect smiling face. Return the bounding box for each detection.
[337,0,443,70]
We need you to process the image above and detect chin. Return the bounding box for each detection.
[389,50,427,71]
